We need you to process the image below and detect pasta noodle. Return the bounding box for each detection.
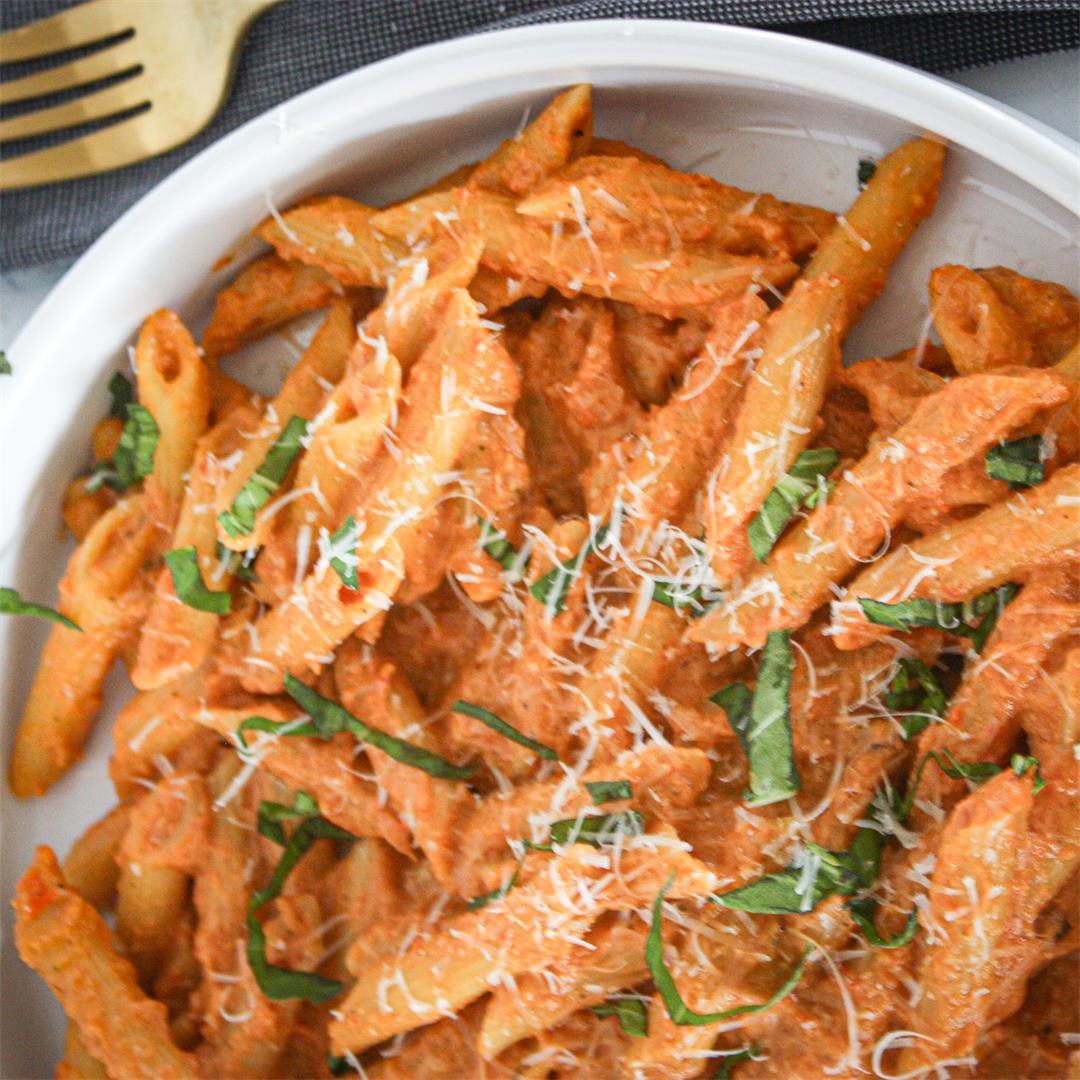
[7,85,1078,1079]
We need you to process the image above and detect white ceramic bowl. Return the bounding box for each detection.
[1,20,1077,1075]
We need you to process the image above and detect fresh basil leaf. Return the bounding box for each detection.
[591,998,649,1037]
[894,748,1008,820]
[845,898,919,949]
[110,403,159,492]
[585,779,633,804]
[328,515,360,590]
[859,583,1018,653]
[649,872,812,1026]
[711,842,863,915]
[710,682,752,743]
[165,546,232,615]
[550,810,643,846]
[748,448,839,562]
[745,631,798,806]
[964,583,1019,653]
[0,350,11,375]
[218,415,308,538]
[525,811,645,852]
[651,579,715,618]
[1010,753,1046,793]
[530,523,609,616]
[477,517,524,573]
[327,1054,354,1076]
[246,914,343,1003]
[214,540,259,582]
[235,714,321,751]
[107,372,135,418]
[857,158,877,188]
[467,855,525,910]
[451,700,559,760]
[711,643,799,808]
[246,792,354,1003]
[711,1046,762,1079]
[0,587,82,632]
[284,675,475,782]
[842,823,885,892]
[710,865,829,915]
[985,435,1044,489]
[256,791,319,845]
[858,596,965,634]
[883,659,947,740]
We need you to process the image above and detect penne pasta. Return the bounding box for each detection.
[802,136,946,330]
[239,289,520,691]
[833,463,1080,649]
[14,846,199,1079]
[690,368,1071,650]
[10,495,155,797]
[135,309,212,532]
[202,253,355,359]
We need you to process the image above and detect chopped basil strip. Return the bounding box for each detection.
[711,631,798,807]
[651,579,711,617]
[883,658,947,740]
[0,350,10,375]
[328,515,360,590]
[451,700,559,761]
[235,714,322,750]
[857,158,877,187]
[716,747,1044,923]
[649,873,812,1026]
[327,1054,354,1077]
[165,546,232,615]
[985,435,1044,489]
[467,855,525,910]
[858,582,1019,653]
[214,540,259,582]
[88,403,160,493]
[591,998,649,1037]
[283,675,475,781]
[247,793,354,1002]
[894,747,1045,819]
[255,789,318,844]
[247,914,343,1003]
[107,371,135,418]
[748,448,839,562]
[966,583,1019,653]
[585,779,633,804]
[530,523,609,616]
[712,841,870,915]
[711,1046,762,1079]
[477,517,523,573]
[0,587,82,632]
[525,810,645,852]
[845,898,919,949]
[1011,753,1047,793]
[218,415,309,538]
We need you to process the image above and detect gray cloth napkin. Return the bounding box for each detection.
[2,0,1077,269]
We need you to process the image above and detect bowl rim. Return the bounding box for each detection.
[3,19,1078,426]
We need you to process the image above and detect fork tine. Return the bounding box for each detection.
[0,77,148,143]
[0,0,127,64]
[0,110,166,189]
[0,39,141,105]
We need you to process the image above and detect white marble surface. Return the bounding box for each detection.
[1,49,1076,351]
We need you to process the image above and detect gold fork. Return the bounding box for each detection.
[0,0,283,191]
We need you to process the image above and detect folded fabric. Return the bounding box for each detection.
[1,0,1076,269]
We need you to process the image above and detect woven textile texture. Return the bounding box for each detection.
[2,0,1077,268]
